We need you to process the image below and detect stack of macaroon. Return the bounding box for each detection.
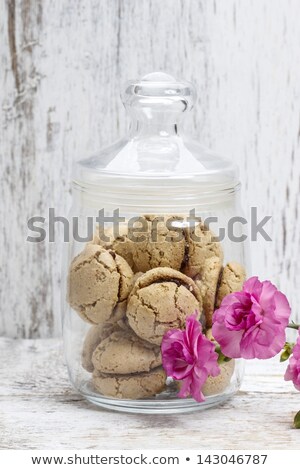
[68,214,246,400]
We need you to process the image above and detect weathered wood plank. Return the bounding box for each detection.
[0,338,299,450]
[1,0,300,337]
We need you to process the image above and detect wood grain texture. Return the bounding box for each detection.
[0,337,299,450]
[1,0,300,337]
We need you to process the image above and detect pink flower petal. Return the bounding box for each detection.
[178,376,192,399]
[190,371,206,403]
[284,330,300,391]
[212,320,243,358]
[243,276,262,299]
[161,315,220,402]
[212,276,291,360]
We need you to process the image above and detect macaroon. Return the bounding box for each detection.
[126,267,202,345]
[68,244,133,324]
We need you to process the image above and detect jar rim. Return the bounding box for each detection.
[71,178,241,210]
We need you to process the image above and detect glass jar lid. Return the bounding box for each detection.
[73,72,239,204]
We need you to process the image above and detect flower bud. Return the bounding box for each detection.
[294,411,300,429]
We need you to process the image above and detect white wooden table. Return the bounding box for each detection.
[0,337,299,450]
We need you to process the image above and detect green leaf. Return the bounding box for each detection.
[294,411,300,429]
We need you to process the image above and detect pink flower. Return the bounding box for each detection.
[212,277,291,360]
[284,330,300,391]
[161,314,220,402]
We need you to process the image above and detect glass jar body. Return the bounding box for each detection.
[62,185,248,414]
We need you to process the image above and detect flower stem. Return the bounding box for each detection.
[215,344,232,364]
[287,323,300,330]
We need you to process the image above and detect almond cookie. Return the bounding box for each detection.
[182,221,223,278]
[92,224,135,270]
[133,214,185,272]
[131,272,144,285]
[82,322,118,372]
[202,328,235,395]
[202,360,235,396]
[92,328,162,374]
[68,244,133,324]
[126,267,202,345]
[215,262,246,308]
[92,367,166,399]
[82,320,128,372]
[195,256,223,328]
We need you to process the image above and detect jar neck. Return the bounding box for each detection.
[128,114,182,139]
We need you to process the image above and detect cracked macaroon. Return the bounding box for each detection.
[202,328,235,396]
[215,262,246,308]
[92,367,167,399]
[92,328,162,374]
[92,223,135,270]
[132,214,186,272]
[82,321,127,372]
[202,360,235,396]
[126,267,202,345]
[195,256,223,328]
[68,244,133,324]
[182,221,223,278]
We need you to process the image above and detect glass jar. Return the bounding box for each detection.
[62,72,249,414]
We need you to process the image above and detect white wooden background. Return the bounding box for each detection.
[1,0,300,338]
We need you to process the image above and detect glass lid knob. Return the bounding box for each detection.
[121,72,196,115]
